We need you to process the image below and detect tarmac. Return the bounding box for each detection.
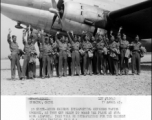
[1,54,151,95]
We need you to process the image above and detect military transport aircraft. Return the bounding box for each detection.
[1,0,151,41]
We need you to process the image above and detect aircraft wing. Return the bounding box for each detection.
[108,0,151,39]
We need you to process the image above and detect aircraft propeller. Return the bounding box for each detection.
[49,0,64,30]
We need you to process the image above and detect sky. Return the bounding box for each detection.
[1,14,24,58]
[1,14,39,59]
[0,0,146,58]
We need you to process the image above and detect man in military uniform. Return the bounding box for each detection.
[21,29,36,79]
[91,36,97,74]
[79,33,84,75]
[81,32,93,76]
[120,34,129,75]
[67,31,81,76]
[52,38,59,77]
[130,35,142,75]
[37,31,43,78]
[66,36,72,76]
[102,34,110,74]
[7,29,22,80]
[108,35,120,76]
[41,30,53,79]
[96,34,106,75]
[115,28,122,74]
[49,36,55,77]
[30,28,38,78]
[55,32,68,78]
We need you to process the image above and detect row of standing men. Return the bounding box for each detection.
[7,28,144,80]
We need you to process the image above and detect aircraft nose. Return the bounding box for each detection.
[1,0,22,4]
[1,3,57,33]
[1,3,41,26]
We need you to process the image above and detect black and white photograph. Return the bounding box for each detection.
[1,0,151,119]
[1,0,151,95]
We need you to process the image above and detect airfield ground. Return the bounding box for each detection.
[1,54,151,95]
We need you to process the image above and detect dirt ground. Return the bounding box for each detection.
[1,64,151,95]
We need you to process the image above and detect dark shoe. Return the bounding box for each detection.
[11,78,15,80]
[125,72,128,75]
[137,73,140,75]
[97,73,100,75]
[120,72,123,76]
[103,73,106,76]
[22,77,26,81]
[20,76,25,80]
[78,73,80,76]
[29,77,34,79]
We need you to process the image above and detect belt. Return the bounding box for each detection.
[73,49,79,52]
[11,52,18,55]
[132,50,139,53]
[43,53,49,56]
[60,50,67,52]
[97,49,103,52]
[121,48,127,50]
[25,53,30,56]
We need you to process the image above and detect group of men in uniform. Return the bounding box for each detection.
[7,27,146,80]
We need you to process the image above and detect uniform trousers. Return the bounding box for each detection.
[39,55,43,77]
[120,49,129,74]
[67,57,72,75]
[110,57,119,75]
[53,54,59,76]
[83,52,92,75]
[92,50,97,74]
[58,50,68,76]
[42,55,51,77]
[96,50,106,74]
[71,50,80,75]
[21,54,34,79]
[11,53,21,79]
[131,51,141,74]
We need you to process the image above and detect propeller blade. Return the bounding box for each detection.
[51,15,57,28]
[49,8,58,14]
[50,0,64,30]
[57,0,64,10]
[57,12,63,30]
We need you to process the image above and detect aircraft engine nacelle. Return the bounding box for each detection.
[63,2,109,29]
